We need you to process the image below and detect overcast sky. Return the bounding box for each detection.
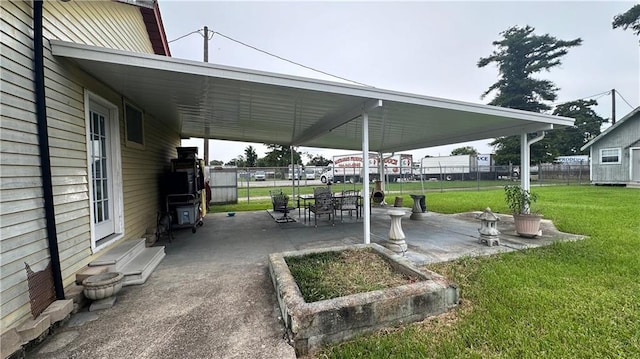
[159,1,639,163]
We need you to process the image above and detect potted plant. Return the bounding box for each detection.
[504,185,542,238]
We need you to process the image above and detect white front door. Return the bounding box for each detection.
[86,93,123,250]
[632,148,640,182]
[89,102,115,239]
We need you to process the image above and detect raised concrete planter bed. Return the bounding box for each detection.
[268,243,459,356]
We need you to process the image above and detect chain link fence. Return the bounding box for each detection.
[211,164,590,203]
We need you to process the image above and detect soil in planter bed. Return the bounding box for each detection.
[285,248,421,302]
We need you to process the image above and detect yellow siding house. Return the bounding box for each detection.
[1,1,177,356]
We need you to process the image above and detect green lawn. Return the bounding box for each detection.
[316,185,640,358]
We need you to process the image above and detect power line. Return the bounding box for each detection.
[168,30,201,43]
[551,90,612,105]
[577,90,612,101]
[168,28,372,87]
[211,30,373,87]
[615,90,636,109]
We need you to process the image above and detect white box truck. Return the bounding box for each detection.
[415,154,520,180]
[417,155,478,181]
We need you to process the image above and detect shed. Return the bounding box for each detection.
[581,107,640,187]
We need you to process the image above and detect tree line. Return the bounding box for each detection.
[210,145,332,168]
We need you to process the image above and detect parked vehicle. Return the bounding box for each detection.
[304,167,316,180]
[254,170,266,181]
[415,155,479,181]
[414,154,519,180]
[319,153,413,183]
[288,164,302,180]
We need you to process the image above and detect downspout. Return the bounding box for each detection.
[34,0,65,299]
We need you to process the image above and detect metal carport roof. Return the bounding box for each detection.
[50,40,576,244]
[50,40,574,153]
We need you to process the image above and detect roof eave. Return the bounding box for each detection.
[139,1,171,56]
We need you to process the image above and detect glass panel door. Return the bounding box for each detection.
[89,103,115,240]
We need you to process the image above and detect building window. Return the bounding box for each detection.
[125,101,144,149]
[600,148,621,164]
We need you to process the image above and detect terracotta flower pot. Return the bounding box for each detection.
[513,214,542,238]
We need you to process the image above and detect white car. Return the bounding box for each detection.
[254,170,266,181]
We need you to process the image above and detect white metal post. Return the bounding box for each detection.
[362,111,371,244]
[521,132,530,193]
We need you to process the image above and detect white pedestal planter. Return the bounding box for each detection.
[384,210,407,254]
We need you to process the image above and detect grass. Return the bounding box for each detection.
[286,249,419,302]
[315,185,640,358]
[208,199,272,213]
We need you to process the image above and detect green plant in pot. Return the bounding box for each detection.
[504,185,542,238]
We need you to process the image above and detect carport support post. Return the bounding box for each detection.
[520,133,530,195]
[203,26,210,165]
[520,131,545,214]
[362,111,371,244]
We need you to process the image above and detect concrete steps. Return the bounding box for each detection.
[88,239,165,286]
[626,182,640,189]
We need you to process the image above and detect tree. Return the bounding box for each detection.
[225,155,246,167]
[478,25,582,164]
[613,4,640,36]
[244,145,258,167]
[450,146,478,156]
[209,159,223,166]
[307,155,332,167]
[548,99,606,155]
[261,144,301,167]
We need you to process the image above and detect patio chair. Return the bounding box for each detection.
[335,190,360,222]
[308,191,335,227]
[313,186,331,197]
[269,189,284,212]
[272,193,295,223]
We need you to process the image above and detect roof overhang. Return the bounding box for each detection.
[50,40,574,153]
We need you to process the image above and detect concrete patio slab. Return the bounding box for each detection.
[25,207,583,359]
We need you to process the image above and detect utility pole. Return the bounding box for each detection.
[203,26,210,164]
[611,88,616,125]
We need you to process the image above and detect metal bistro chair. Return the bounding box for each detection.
[335,190,360,222]
[272,192,295,223]
[269,189,283,212]
[313,186,331,197]
[308,191,335,227]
